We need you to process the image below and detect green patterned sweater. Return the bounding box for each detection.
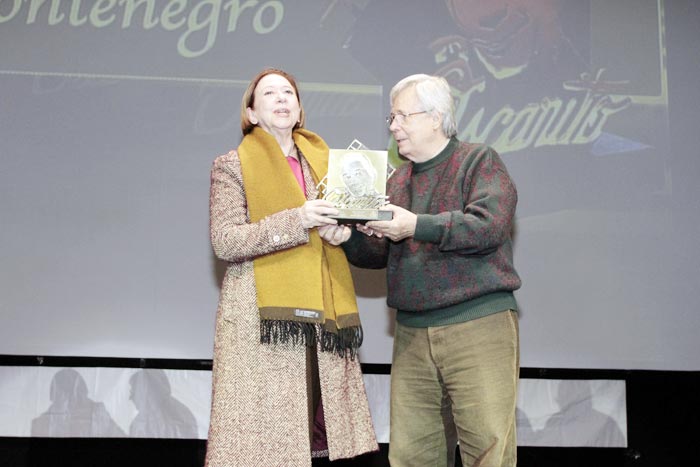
[342,138,521,327]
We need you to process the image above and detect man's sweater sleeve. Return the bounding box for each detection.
[341,229,390,269]
[413,147,517,254]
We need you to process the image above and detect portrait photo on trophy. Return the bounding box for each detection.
[323,148,391,223]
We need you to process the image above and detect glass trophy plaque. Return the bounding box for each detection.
[317,140,394,224]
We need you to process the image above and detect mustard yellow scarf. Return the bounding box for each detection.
[238,126,362,356]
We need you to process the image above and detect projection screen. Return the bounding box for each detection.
[2,0,699,371]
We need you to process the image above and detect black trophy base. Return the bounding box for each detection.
[330,208,393,225]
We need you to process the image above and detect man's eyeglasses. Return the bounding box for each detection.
[386,110,428,127]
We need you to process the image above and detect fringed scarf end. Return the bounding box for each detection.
[260,319,317,348]
[260,320,363,360]
[320,325,363,360]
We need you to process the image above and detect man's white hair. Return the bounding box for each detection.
[390,74,457,137]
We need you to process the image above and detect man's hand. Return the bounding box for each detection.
[365,204,416,242]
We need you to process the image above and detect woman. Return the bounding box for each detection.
[205,68,377,466]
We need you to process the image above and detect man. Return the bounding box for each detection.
[320,74,521,466]
[340,151,380,198]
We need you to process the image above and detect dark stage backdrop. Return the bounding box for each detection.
[1,0,699,372]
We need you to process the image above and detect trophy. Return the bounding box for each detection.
[317,140,394,224]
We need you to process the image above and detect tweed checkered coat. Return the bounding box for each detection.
[205,150,378,467]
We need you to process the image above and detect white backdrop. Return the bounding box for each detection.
[0,366,627,447]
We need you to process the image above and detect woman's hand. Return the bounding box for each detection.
[300,199,340,229]
[318,224,352,245]
[365,204,416,242]
[355,223,384,238]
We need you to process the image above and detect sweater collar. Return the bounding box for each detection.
[412,137,459,173]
